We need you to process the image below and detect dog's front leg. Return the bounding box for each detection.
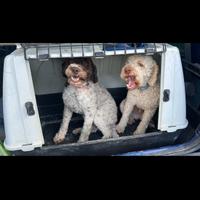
[116,100,135,134]
[133,108,157,135]
[53,106,73,144]
[78,112,95,143]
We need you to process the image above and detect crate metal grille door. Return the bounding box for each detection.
[21,43,167,60]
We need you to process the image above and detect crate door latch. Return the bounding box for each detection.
[25,102,35,116]
[163,89,170,102]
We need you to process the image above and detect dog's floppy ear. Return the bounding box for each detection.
[148,61,159,86]
[88,58,98,83]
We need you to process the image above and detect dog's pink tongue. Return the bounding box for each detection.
[127,77,137,90]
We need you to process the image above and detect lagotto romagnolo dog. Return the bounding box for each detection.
[116,55,160,135]
[53,58,119,144]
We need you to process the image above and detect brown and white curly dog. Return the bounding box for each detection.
[116,55,160,135]
[53,58,118,144]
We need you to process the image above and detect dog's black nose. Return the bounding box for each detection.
[71,67,79,74]
[125,68,131,74]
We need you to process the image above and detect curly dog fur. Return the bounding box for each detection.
[116,55,160,135]
[53,58,118,144]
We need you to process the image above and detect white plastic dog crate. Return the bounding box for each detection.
[2,43,188,152]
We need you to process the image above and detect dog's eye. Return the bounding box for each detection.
[137,61,144,68]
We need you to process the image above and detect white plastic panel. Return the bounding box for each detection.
[29,59,66,95]
[3,49,44,151]
[158,44,188,132]
[94,56,127,88]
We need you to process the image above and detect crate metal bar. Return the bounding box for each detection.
[48,44,50,58]
[59,44,62,58]
[154,43,157,52]
[36,46,39,59]
[70,43,73,57]
[81,43,83,57]
[24,47,27,60]
[134,43,137,54]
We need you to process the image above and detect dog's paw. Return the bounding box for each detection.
[53,132,65,144]
[78,135,89,143]
[116,124,125,134]
[102,135,112,140]
[133,129,145,136]
[112,131,120,138]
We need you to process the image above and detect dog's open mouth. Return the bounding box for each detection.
[71,76,80,83]
[69,75,87,88]
[126,76,138,90]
